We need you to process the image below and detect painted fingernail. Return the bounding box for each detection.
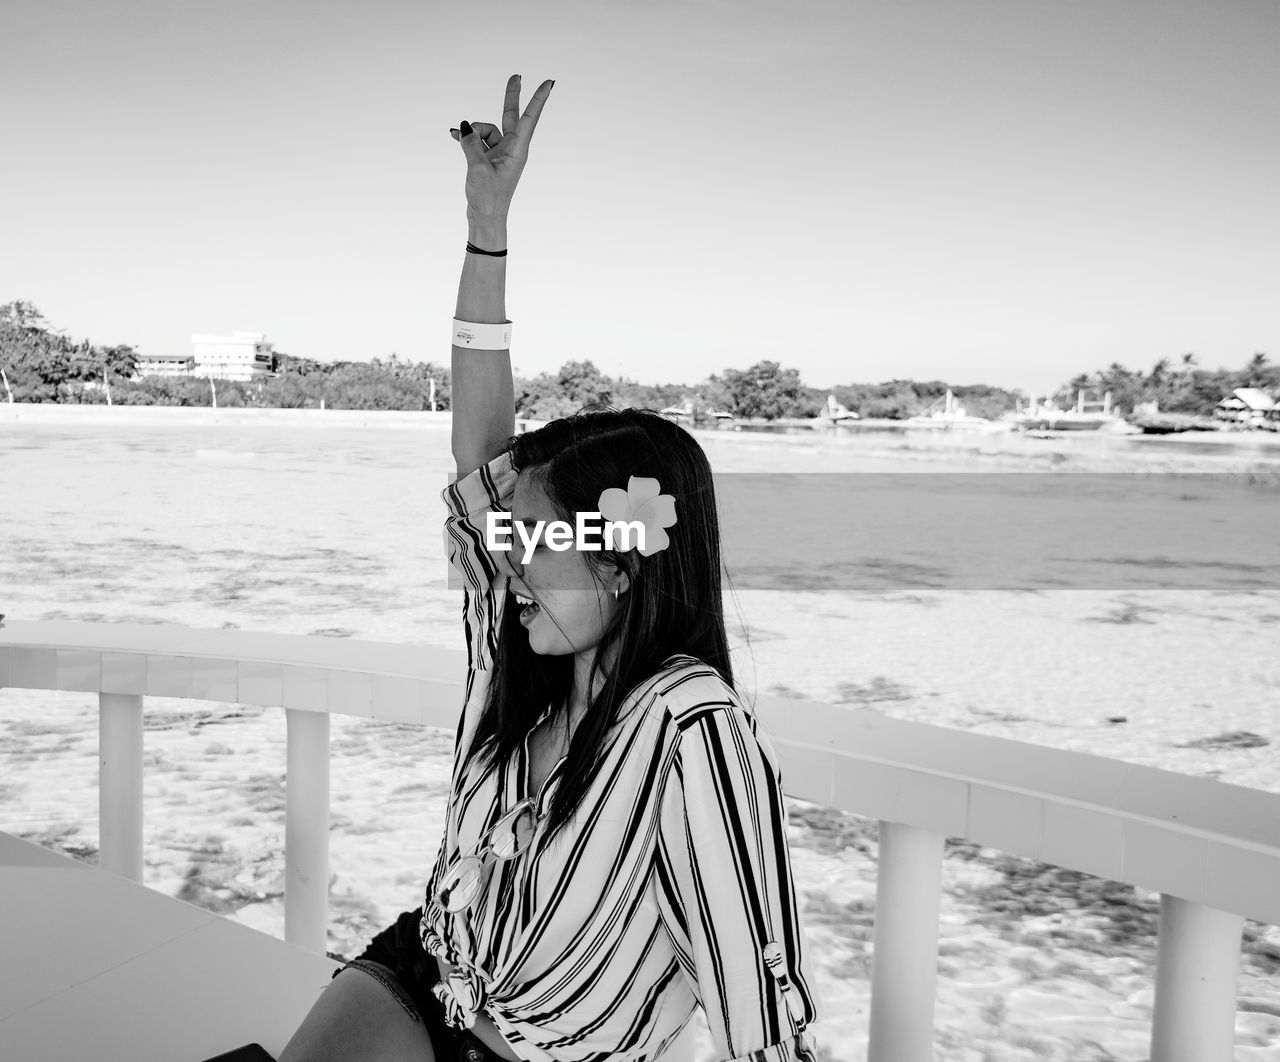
[460,120,472,136]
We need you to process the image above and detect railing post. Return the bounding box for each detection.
[285,707,330,954]
[1150,894,1243,1062]
[868,821,945,1062]
[99,692,144,881]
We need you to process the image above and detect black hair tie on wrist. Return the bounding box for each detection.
[466,242,508,257]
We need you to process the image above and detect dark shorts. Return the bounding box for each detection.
[332,906,506,1062]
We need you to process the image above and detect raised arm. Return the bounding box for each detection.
[449,75,554,478]
[452,214,513,478]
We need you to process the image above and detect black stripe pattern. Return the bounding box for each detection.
[423,452,822,1062]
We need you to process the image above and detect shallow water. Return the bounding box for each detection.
[4,414,1280,787]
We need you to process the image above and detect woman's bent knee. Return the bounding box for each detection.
[278,966,437,1062]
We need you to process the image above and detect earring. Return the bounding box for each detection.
[613,586,621,602]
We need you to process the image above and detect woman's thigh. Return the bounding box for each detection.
[278,965,437,1062]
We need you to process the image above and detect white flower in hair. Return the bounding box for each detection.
[597,476,677,557]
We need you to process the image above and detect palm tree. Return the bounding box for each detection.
[1246,352,1270,388]
[1139,357,1170,410]
[1179,353,1198,390]
[1163,353,1200,413]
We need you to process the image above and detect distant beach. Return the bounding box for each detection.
[6,399,1280,460]
[0,402,453,430]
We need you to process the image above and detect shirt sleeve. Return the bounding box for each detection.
[655,693,821,1062]
[441,450,518,674]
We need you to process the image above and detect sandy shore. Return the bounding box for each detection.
[0,402,454,429]
[6,401,1280,458]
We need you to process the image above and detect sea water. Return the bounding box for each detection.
[3,412,1279,790]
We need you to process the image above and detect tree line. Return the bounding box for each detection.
[2,301,1274,420]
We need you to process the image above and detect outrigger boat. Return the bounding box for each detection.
[904,389,999,431]
[820,394,860,425]
[1009,390,1124,432]
[658,401,735,426]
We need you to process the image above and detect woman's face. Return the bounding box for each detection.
[505,471,624,657]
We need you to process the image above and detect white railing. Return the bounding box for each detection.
[2,620,1278,1062]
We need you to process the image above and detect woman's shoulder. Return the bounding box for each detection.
[642,654,748,730]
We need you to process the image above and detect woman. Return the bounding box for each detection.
[281,74,820,1062]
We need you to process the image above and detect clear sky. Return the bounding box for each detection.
[4,0,1277,396]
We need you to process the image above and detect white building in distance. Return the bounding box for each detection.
[132,354,196,379]
[191,332,275,381]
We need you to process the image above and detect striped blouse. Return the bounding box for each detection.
[419,451,821,1062]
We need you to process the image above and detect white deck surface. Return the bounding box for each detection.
[0,830,341,1062]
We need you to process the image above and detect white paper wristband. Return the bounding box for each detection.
[452,319,512,350]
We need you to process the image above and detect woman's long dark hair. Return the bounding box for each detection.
[464,408,732,840]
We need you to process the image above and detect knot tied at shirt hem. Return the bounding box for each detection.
[432,961,492,1031]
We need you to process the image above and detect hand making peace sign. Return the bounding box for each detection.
[450,74,555,220]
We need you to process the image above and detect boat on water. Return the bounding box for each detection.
[1128,399,1225,434]
[658,401,735,426]
[1009,390,1126,432]
[819,394,860,426]
[1132,414,1224,435]
[731,418,821,433]
[904,389,1005,431]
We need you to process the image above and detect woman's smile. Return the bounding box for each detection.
[514,590,541,625]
